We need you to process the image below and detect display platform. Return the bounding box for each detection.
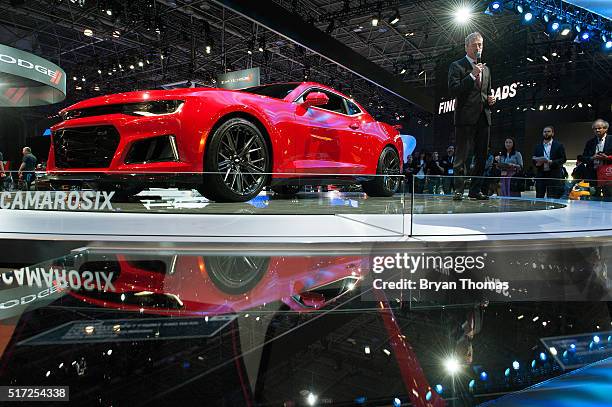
[0,189,610,243]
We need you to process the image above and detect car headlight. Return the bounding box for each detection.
[60,100,184,120]
[122,100,184,116]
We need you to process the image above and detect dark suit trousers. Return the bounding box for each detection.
[535,172,563,199]
[453,111,490,195]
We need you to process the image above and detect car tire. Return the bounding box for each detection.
[271,185,300,197]
[198,118,270,202]
[361,146,401,197]
[205,255,270,295]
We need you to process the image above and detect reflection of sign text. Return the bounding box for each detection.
[0,191,114,211]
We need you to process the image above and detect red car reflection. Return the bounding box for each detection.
[66,254,363,316]
[48,82,403,201]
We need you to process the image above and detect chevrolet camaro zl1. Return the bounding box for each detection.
[48,82,403,202]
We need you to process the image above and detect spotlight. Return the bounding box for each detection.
[371,14,380,27]
[542,13,549,23]
[454,5,473,24]
[524,12,533,22]
[580,32,591,42]
[97,69,101,74]
[605,40,612,50]
[390,9,400,25]
[542,55,549,61]
[306,392,317,406]
[112,30,120,38]
[561,27,571,36]
[72,76,77,81]
[515,3,524,14]
[575,24,582,33]
[435,384,443,394]
[551,22,560,31]
[84,28,93,37]
[129,64,134,69]
[94,85,100,91]
[594,335,601,344]
[512,360,520,370]
[469,379,475,389]
[392,397,401,407]
[504,368,511,377]
[540,352,547,361]
[138,61,144,67]
[443,356,461,375]
[106,9,112,16]
[488,1,503,14]
[480,371,488,381]
[531,359,537,368]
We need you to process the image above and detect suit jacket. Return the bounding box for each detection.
[448,56,492,126]
[532,140,567,178]
[582,135,612,179]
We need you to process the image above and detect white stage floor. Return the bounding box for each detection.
[0,191,610,243]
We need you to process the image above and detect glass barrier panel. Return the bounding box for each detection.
[0,170,406,237]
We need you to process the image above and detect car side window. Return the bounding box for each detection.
[345,99,361,116]
[299,89,347,115]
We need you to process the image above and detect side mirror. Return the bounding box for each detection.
[302,92,329,108]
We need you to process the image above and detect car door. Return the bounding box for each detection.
[292,88,365,174]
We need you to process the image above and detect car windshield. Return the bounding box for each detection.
[240,83,298,99]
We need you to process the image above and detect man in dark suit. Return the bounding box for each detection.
[440,145,455,194]
[582,119,612,200]
[532,125,566,199]
[448,32,496,201]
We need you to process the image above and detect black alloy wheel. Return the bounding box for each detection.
[199,118,270,202]
[205,255,270,295]
[361,146,401,197]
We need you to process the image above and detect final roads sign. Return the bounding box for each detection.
[0,43,66,107]
[217,67,260,90]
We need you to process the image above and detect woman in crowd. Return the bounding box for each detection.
[498,137,523,197]
[412,151,427,194]
[426,151,445,194]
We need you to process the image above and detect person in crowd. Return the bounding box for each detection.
[481,149,499,196]
[427,151,445,194]
[448,31,496,201]
[582,119,612,200]
[572,155,589,181]
[0,150,5,191]
[412,151,427,194]
[18,147,37,191]
[498,137,523,197]
[440,145,456,194]
[403,154,414,193]
[532,125,566,199]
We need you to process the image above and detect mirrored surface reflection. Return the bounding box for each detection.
[0,245,610,406]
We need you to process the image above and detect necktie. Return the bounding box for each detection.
[474,70,481,89]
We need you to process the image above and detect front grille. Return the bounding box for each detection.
[53,125,120,168]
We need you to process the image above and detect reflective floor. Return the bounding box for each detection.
[127,190,565,215]
[1,239,611,406]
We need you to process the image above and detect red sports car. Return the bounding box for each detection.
[48,82,403,202]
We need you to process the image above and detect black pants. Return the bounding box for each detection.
[535,173,564,198]
[453,112,490,196]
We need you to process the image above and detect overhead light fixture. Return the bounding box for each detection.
[112,30,120,38]
[372,14,380,27]
[561,27,571,36]
[524,12,533,22]
[605,40,612,50]
[526,57,533,62]
[454,5,473,24]
[94,85,100,91]
[542,13,550,23]
[488,1,503,14]
[97,69,101,74]
[542,55,549,61]
[138,61,144,67]
[400,68,406,74]
[129,64,135,69]
[106,9,112,16]
[81,77,85,82]
[83,28,93,37]
[205,45,211,54]
[390,9,400,25]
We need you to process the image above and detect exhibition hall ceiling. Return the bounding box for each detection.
[0,0,610,121]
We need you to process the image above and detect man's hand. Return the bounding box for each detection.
[471,63,483,78]
[487,95,496,106]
